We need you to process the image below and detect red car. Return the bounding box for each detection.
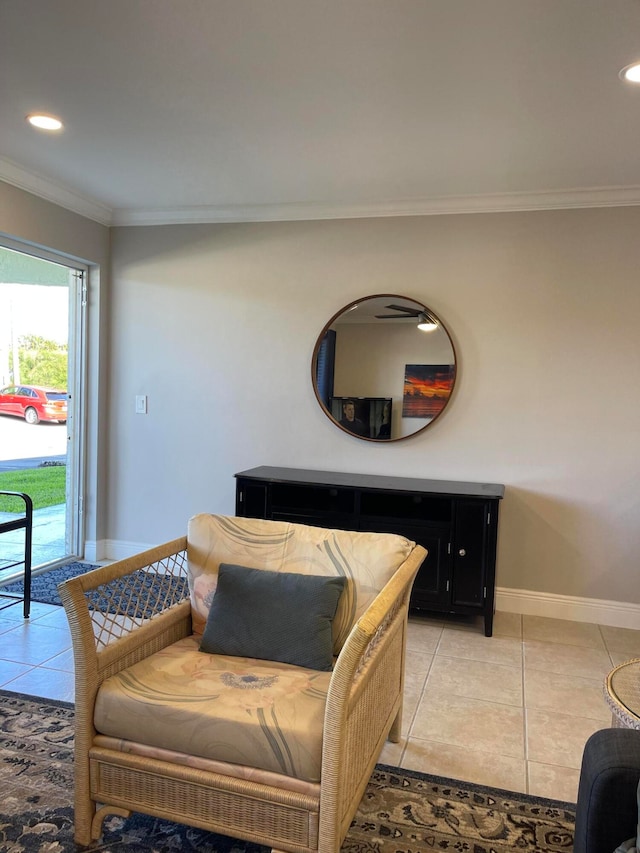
[0,384,68,424]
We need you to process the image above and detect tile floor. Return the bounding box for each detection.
[378,610,640,803]
[0,600,638,804]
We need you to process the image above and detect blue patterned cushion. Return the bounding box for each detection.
[199,563,346,671]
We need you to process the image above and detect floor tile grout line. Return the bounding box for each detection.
[0,663,38,688]
[405,629,441,743]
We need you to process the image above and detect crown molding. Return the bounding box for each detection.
[111,185,640,226]
[3,156,640,227]
[0,156,113,226]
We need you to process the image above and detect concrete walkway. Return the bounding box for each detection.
[0,503,66,584]
[0,418,70,583]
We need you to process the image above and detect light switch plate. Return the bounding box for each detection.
[135,395,147,414]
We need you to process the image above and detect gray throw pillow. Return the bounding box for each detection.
[199,563,347,671]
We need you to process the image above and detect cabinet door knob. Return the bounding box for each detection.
[458,548,466,557]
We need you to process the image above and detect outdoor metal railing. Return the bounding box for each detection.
[0,490,33,618]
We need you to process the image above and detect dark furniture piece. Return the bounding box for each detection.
[574,727,640,853]
[0,490,33,618]
[235,466,504,636]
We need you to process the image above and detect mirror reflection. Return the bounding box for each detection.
[312,295,457,442]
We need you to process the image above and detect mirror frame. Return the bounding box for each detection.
[311,294,457,442]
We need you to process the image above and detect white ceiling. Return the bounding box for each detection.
[1,0,640,226]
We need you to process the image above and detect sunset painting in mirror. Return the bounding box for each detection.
[402,364,455,419]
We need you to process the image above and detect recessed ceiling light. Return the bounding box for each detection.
[619,62,640,83]
[26,114,63,131]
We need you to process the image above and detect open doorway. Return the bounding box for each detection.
[0,244,86,577]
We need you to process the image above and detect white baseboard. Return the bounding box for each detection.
[83,540,99,562]
[84,540,639,631]
[496,587,640,630]
[84,539,156,563]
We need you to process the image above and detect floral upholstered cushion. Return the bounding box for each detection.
[187,514,414,652]
[199,563,346,671]
[94,636,332,782]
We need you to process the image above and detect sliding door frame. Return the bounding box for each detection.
[0,236,89,563]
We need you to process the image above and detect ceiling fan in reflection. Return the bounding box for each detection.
[375,304,438,331]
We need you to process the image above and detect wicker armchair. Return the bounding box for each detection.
[60,514,426,852]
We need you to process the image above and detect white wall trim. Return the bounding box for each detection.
[85,538,157,563]
[496,587,640,630]
[3,156,640,227]
[0,157,113,225]
[83,540,99,563]
[111,186,640,226]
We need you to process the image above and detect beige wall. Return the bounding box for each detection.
[1,179,637,613]
[110,208,640,608]
[0,181,111,546]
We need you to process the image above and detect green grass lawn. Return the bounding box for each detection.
[0,466,66,512]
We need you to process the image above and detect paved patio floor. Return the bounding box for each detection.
[0,503,66,584]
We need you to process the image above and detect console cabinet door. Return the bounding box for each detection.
[359,520,451,610]
[407,528,451,610]
[236,480,268,518]
[451,499,489,608]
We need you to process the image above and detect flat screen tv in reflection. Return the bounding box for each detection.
[331,397,392,440]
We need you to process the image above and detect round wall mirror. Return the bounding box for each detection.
[312,294,457,442]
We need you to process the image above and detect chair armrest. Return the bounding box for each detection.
[320,544,427,847]
[59,536,191,691]
[574,728,640,853]
[332,542,426,707]
[59,537,192,838]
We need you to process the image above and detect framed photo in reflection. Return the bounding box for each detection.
[402,365,455,420]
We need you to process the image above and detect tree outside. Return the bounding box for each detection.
[0,247,69,389]
[15,334,67,388]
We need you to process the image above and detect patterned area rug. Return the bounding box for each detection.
[0,562,189,617]
[0,689,576,853]
[0,561,98,606]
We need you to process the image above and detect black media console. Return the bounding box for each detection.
[234,466,504,636]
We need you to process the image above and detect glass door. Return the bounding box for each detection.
[0,244,86,576]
